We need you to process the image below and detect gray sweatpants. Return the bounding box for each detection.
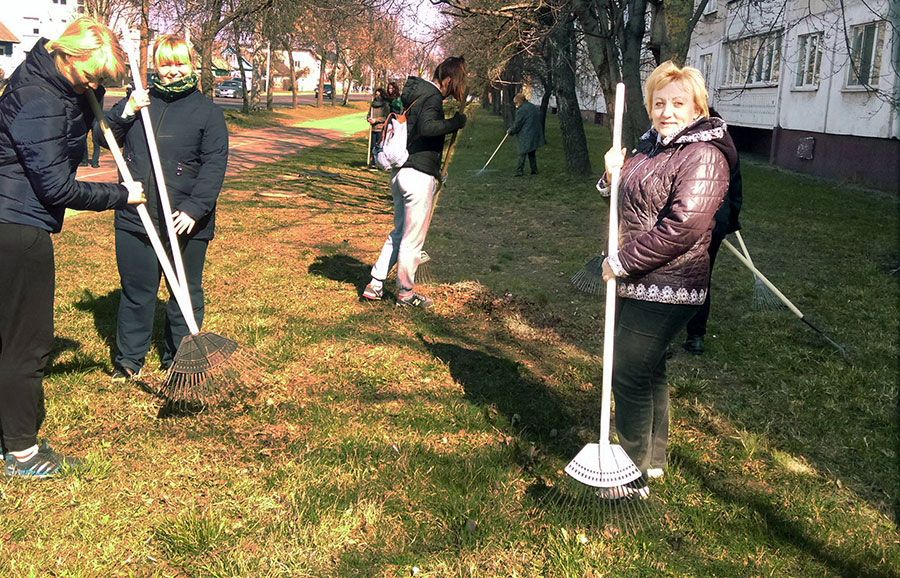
[370,167,436,295]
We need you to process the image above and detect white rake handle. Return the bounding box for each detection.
[125,48,191,298]
[722,239,804,319]
[599,83,625,446]
[86,90,200,335]
[480,131,509,172]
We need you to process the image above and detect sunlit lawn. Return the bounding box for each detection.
[1,104,897,577]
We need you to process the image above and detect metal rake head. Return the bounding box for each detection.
[751,277,787,311]
[571,256,605,295]
[157,332,268,405]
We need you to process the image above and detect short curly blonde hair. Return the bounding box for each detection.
[644,61,709,119]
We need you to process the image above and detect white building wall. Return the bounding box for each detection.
[690,0,897,140]
[1,0,80,77]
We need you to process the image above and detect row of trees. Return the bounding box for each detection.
[434,0,713,175]
[81,0,434,112]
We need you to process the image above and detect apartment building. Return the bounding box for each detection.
[687,0,898,190]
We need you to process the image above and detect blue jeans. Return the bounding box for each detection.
[114,229,208,371]
[612,297,699,478]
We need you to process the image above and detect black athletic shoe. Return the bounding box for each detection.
[683,335,704,355]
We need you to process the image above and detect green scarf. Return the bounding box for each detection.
[149,72,199,97]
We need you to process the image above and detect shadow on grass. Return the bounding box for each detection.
[419,335,579,460]
[674,448,900,578]
[308,254,370,297]
[46,336,104,374]
[73,289,169,369]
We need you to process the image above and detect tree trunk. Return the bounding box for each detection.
[552,15,592,175]
[621,0,650,149]
[317,53,326,108]
[572,0,619,130]
[283,41,297,108]
[139,0,149,87]
[234,31,250,114]
[266,44,273,111]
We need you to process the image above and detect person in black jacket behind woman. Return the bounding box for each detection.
[362,56,467,308]
[682,107,742,355]
[598,61,736,497]
[0,17,145,478]
[105,34,228,381]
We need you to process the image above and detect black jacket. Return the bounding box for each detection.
[400,76,464,180]
[106,85,228,241]
[0,39,128,233]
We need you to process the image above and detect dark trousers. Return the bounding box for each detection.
[612,297,699,478]
[685,232,724,339]
[369,130,382,166]
[82,120,102,165]
[0,224,54,453]
[114,229,208,372]
[516,151,537,174]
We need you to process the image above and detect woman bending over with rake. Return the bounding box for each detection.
[0,18,145,478]
[598,61,737,494]
[105,35,228,383]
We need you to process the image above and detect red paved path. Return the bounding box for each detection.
[76,122,365,184]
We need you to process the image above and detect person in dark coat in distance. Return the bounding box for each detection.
[0,17,145,478]
[597,61,735,498]
[507,92,545,176]
[682,107,743,355]
[362,56,467,308]
[104,34,228,382]
[366,87,390,168]
[81,92,104,167]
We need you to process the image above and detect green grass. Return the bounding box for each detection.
[2,105,897,577]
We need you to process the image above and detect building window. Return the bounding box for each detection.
[795,32,823,87]
[847,21,885,87]
[723,30,781,86]
[699,53,713,85]
[0,43,11,56]
[703,0,717,16]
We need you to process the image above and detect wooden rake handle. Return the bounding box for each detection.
[86,91,200,335]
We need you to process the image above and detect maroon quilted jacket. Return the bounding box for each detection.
[607,117,734,305]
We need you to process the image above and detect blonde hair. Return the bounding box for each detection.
[644,61,710,119]
[153,34,194,71]
[46,17,126,86]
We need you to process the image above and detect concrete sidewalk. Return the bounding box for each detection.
[75,111,367,184]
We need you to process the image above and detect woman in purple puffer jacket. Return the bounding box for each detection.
[598,61,737,498]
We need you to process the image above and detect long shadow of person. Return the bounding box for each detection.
[73,289,167,369]
[674,446,900,578]
[308,254,371,297]
[419,335,583,463]
[46,336,102,374]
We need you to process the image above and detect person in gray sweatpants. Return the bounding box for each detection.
[362,57,467,308]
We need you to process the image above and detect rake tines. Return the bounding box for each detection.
[536,471,660,536]
[752,275,787,311]
[571,255,605,295]
[158,332,269,405]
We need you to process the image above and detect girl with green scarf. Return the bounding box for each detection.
[104,34,229,382]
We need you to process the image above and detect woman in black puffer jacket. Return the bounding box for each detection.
[0,18,144,478]
[104,35,228,380]
[598,61,736,497]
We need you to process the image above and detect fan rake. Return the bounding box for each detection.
[538,84,660,535]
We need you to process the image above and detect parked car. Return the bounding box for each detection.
[215,79,244,99]
[314,83,334,100]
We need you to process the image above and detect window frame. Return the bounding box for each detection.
[794,31,824,89]
[722,30,782,87]
[846,20,885,88]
